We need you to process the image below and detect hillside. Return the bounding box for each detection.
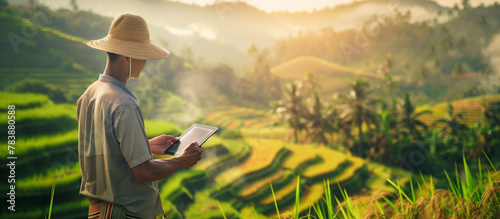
[36,0,452,60]
[0,9,103,98]
[270,0,448,31]
[270,56,383,94]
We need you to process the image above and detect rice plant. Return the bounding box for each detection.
[271,156,499,218]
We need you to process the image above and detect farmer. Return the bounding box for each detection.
[77,13,202,219]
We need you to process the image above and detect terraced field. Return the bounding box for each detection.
[0,11,102,96]
[0,92,443,218]
[419,94,500,127]
[204,105,275,129]
[0,92,182,218]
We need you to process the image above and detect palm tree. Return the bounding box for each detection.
[340,79,380,156]
[275,81,308,143]
[433,103,469,139]
[400,93,431,140]
[304,92,330,145]
[484,100,500,127]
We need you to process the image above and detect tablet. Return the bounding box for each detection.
[164,124,218,156]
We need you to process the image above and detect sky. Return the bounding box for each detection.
[15,0,500,12]
[174,0,499,12]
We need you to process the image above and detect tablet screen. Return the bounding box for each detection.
[164,124,218,156]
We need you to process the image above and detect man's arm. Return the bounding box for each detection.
[131,141,202,183]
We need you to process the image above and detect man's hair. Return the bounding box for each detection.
[107,52,122,63]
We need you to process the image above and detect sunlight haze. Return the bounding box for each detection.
[174,0,498,12]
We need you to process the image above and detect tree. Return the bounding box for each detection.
[340,79,380,156]
[70,0,78,10]
[433,103,469,140]
[484,101,500,128]
[462,0,471,10]
[399,93,431,140]
[304,92,329,145]
[0,0,7,7]
[243,45,282,105]
[452,62,465,76]
[275,81,307,143]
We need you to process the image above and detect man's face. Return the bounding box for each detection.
[130,58,147,78]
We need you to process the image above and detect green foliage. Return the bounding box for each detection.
[5,79,68,103]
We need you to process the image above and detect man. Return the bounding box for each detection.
[77,13,202,219]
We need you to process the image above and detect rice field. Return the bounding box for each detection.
[0,11,100,95]
[204,105,274,129]
[419,94,500,127]
[214,138,286,184]
[4,90,490,218]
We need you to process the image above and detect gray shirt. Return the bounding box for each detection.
[77,74,162,219]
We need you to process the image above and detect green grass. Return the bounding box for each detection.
[0,102,75,125]
[0,129,78,157]
[17,162,80,191]
[0,92,50,111]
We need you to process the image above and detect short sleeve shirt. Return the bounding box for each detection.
[77,74,162,219]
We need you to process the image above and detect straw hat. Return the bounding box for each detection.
[87,13,170,60]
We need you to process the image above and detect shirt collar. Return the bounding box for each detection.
[98,74,137,100]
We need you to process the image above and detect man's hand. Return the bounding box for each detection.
[178,142,203,167]
[149,134,178,155]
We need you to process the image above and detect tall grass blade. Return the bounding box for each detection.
[383,197,400,214]
[444,170,459,199]
[48,184,55,219]
[410,178,415,202]
[270,183,281,219]
[387,179,413,204]
[312,202,325,219]
[295,176,300,218]
[325,178,333,218]
[482,150,497,172]
[217,200,227,219]
[334,195,348,219]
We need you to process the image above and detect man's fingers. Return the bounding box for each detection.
[162,135,178,142]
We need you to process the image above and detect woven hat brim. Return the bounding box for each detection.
[87,35,170,60]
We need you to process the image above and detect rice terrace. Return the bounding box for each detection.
[1,0,500,218]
